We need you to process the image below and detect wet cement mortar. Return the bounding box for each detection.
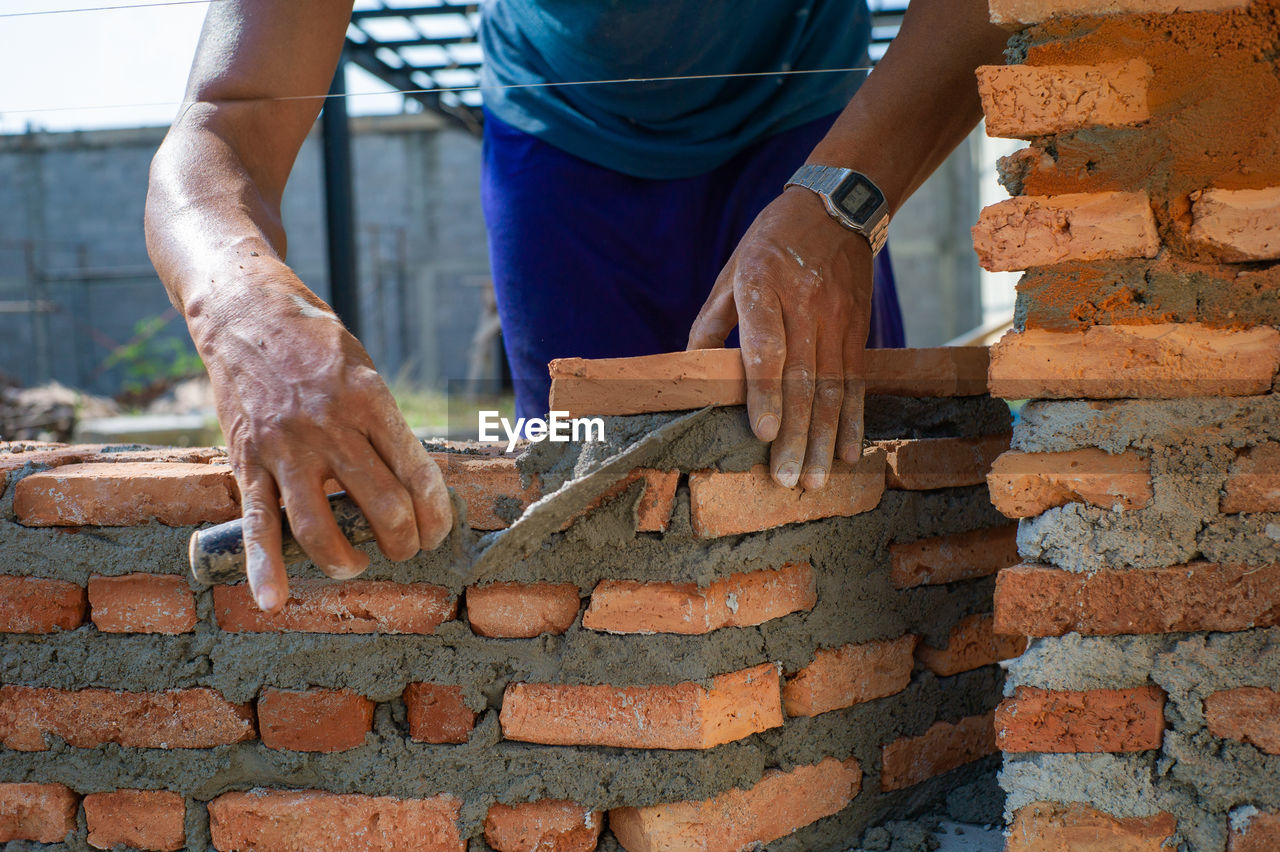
[0,399,1010,849]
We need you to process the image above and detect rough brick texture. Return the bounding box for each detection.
[430,454,539,531]
[687,450,885,538]
[1221,442,1280,513]
[208,790,464,852]
[582,562,815,635]
[987,449,1153,518]
[0,686,255,751]
[1232,810,1280,852]
[782,636,917,718]
[988,324,1280,399]
[582,468,679,532]
[988,0,1247,26]
[1007,801,1177,852]
[977,60,1151,138]
[403,683,476,744]
[1205,687,1280,754]
[880,712,998,792]
[547,347,991,416]
[258,688,374,753]
[609,756,862,852]
[88,573,198,634]
[996,686,1165,753]
[466,582,581,638]
[0,783,78,844]
[500,663,782,749]
[1190,186,1280,262]
[972,192,1159,272]
[84,790,186,852]
[14,462,239,527]
[213,580,456,634]
[889,525,1018,589]
[0,576,86,633]
[483,800,602,852]
[916,613,1027,677]
[878,433,1010,490]
[995,562,1280,637]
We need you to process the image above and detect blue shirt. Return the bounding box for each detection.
[479,1,871,180]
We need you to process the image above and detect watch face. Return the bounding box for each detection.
[833,176,884,226]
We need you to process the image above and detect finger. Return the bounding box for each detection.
[369,412,454,551]
[238,467,288,614]
[687,277,738,351]
[737,282,786,443]
[277,467,369,580]
[837,326,870,463]
[768,309,817,489]
[802,331,844,490]
[329,437,421,563]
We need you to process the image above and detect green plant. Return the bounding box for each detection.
[101,312,204,400]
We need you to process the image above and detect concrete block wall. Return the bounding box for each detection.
[0,353,1014,850]
[973,0,1280,848]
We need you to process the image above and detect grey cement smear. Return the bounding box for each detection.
[0,400,1008,849]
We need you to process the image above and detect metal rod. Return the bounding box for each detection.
[320,53,362,338]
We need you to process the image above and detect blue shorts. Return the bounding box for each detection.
[480,109,905,419]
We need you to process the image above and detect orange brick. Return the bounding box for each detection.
[889,525,1019,589]
[1206,687,1280,754]
[996,686,1165,753]
[466,582,580,638]
[258,688,374,752]
[989,0,1247,25]
[1231,809,1280,852]
[0,685,255,751]
[14,462,239,527]
[84,790,185,851]
[987,449,1153,518]
[687,451,885,538]
[88,573,197,634]
[0,576,86,633]
[995,562,1280,637]
[1007,801,1177,852]
[500,663,782,749]
[877,433,1010,491]
[582,562,815,635]
[213,580,456,634]
[577,467,679,532]
[403,683,476,744]
[1221,442,1280,513]
[973,192,1158,272]
[430,454,538,531]
[484,800,602,852]
[917,613,1027,677]
[881,711,997,791]
[0,443,104,494]
[208,790,464,852]
[0,782,78,844]
[547,347,991,417]
[988,325,1280,399]
[977,61,1151,138]
[1190,186,1280,262]
[85,447,227,465]
[783,636,917,717]
[609,756,862,852]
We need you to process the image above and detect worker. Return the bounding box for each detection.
[145,0,1009,613]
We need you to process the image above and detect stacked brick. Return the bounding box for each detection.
[974,0,1280,848]
[0,351,1015,851]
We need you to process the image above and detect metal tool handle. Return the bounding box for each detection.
[188,492,374,586]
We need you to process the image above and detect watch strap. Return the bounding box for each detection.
[785,165,890,255]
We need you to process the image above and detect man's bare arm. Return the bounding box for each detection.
[146,0,453,612]
[689,0,1009,490]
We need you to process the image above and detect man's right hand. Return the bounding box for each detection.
[189,265,452,612]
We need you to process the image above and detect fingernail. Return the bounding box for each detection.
[776,462,800,488]
[803,467,828,490]
[841,443,864,463]
[256,587,280,612]
[756,414,780,440]
[327,564,364,580]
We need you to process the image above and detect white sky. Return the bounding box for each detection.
[0,0,404,135]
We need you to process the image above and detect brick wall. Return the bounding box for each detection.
[975,0,1280,848]
[0,349,1013,850]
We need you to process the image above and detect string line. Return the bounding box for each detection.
[0,0,229,18]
